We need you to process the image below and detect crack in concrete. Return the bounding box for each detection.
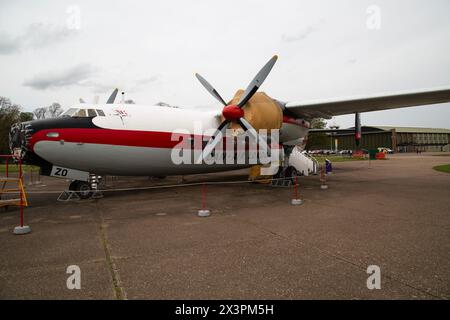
[94,202,127,300]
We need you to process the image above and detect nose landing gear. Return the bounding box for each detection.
[68,174,103,199]
[68,180,92,199]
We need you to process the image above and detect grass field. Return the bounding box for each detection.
[0,164,39,173]
[433,164,450,173]
[311,155,367,164]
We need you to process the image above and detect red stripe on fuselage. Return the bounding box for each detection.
[282,116,309,129]
[29,128,191,150]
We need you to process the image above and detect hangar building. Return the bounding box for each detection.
[329,126,450,152]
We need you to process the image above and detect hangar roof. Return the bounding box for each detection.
[370,126,450,133]
[342,126,450,134]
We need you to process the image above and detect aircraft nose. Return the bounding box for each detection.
[9,121,35,159]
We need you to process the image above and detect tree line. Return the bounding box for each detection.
[0,96,64,155]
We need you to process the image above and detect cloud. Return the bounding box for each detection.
[135,75,160,86]
[0,33,21,54]
[281,20,324,43]
[282,26,317,42]
[130,75,161,91]
[23,63,97,90]
[0,22,76,55]
[82,75,162,94]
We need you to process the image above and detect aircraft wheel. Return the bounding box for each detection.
[69,180,92,199]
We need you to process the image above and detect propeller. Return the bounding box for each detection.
[195,55,278,163]
[106,88,119,104]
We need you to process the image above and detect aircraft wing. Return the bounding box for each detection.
[284,86,450,119]
[308,128,356,133]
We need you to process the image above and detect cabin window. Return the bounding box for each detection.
[87,109,97,117]
[96,109,105,116]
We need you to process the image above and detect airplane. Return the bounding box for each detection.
[9,55,450,198]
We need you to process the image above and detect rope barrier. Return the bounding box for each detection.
[0,176,300,195]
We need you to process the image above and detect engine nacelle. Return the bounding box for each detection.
[225,90,283,132]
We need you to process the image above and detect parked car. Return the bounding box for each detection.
[339,150,353,156]
[378,147,394,154]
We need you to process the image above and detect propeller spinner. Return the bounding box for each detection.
[195,55,278,163]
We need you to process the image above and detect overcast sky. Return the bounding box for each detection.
[1,0,449,128]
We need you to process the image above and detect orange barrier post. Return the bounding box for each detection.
[291,175,303,205]
[197,183,210,217]
[320,164,328,190]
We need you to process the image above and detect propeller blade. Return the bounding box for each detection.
[195,73,227,106]
[237,117,271,154]
[196,120,230,164]
[237,55,278,108]
[106,88,119,104]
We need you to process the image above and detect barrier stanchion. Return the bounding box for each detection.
[197,183,210,217]
[36,168,41,184]
[12,156,31,235]
[320,164,328,190]
[28,166,33,186]
[291,175,303,205]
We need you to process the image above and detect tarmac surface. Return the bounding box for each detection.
[0,153,449,299]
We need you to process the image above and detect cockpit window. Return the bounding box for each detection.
[73,109,87,117]
[60,108,79,117]
[61,108,106,118]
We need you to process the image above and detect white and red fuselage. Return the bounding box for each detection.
[11,103,309,177]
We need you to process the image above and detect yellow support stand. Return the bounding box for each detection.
[1,154,31,234]
[0,177,28,208]
[248,165,272,184]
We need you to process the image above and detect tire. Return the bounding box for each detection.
[69,180,92,199]
[69,180,78,191]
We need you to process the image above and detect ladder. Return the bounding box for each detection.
[0,177,28,209]
[271,167,294,187]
